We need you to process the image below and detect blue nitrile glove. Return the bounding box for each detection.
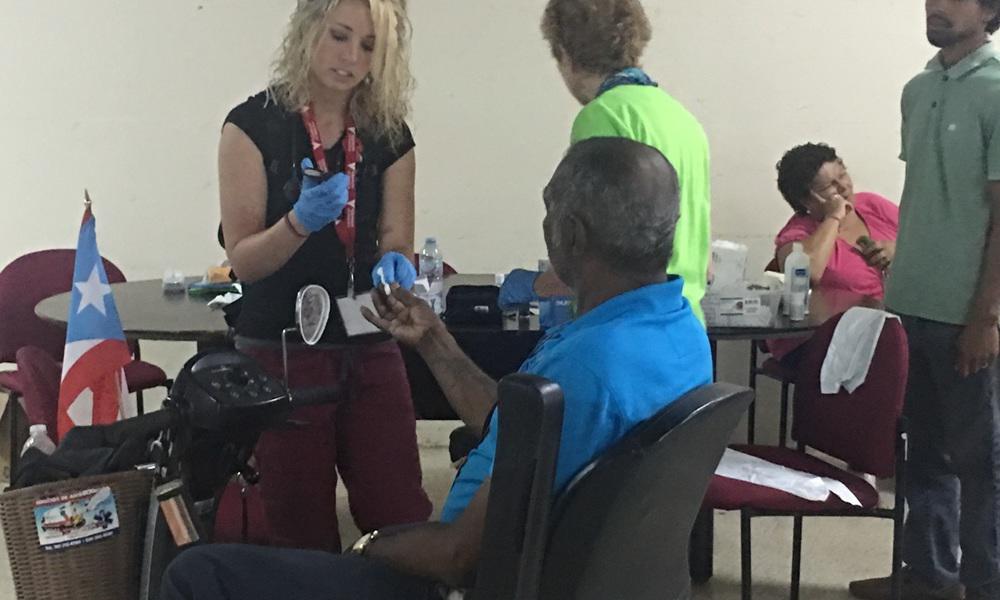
[292,158,349,233]
[372,251,417,290]
[498,269,541,310]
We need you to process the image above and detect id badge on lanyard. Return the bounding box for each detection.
[300,103,363,296]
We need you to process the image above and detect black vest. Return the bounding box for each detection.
[224,91,414,342]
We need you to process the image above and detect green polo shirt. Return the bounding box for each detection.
[885,43,1000,325]
[571,85,711,323]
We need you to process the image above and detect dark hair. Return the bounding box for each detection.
[544,137,680,275]
[540,0,652,74]
[981,0,1000,33]
[775,143,839,214]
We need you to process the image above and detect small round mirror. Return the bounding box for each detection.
[295,285,331,346]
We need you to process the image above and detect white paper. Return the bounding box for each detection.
[336,292,382,337]
[715,449,865,506]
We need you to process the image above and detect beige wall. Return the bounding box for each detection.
[0,1,961,393]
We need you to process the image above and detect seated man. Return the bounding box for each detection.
[159,137,712,600]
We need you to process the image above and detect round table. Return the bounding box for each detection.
[36,277,230,348]
[34,275,544,420]
[34,274,544,340]
[707,287,883,341]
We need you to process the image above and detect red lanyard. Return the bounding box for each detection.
[300,104,362,261]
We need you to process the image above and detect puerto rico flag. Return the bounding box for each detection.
[57,206,133,438]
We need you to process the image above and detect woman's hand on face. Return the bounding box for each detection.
[810,190,853,221]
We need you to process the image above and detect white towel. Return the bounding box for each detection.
[820,307,899,394]
[715,449,865,506]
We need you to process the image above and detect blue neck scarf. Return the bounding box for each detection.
[597,67,658,96]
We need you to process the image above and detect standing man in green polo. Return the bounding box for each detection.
[499,0,711,323]
[849,1,1000,599]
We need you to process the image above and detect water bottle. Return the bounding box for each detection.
[784,242,811,321]
[418,237,445,314]
[21,424,56,456]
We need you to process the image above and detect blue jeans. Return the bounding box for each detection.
[159,544,441,600]
[900,316,1000,596]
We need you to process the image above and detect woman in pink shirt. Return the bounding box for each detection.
[770,143,899,364]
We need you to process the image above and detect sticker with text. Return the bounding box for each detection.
[33,486,119,551]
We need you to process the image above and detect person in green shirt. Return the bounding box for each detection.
[499,0,711,324]
[849,1,1000,599]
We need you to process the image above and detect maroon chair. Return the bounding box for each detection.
[705,312,909,600]
[0,250,171,469]
[12,346,60,442]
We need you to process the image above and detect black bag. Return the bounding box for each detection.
[444,285,503,326]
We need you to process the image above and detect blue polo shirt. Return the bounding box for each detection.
[440,276,712,522]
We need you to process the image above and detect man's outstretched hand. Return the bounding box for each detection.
[362,286,444,348]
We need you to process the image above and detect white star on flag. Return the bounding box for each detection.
[75,265,112,316]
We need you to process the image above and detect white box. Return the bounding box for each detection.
[702,282,782,328]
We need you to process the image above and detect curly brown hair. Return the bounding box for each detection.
[541,0,652,74]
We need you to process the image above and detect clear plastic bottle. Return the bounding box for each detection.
[784,242,811,321]
[21,424,56,456]
[418,237,445,314]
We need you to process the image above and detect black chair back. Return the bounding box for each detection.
[539,383,753,600]
[473,374,564,600]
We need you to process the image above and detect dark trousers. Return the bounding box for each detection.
[900,316,1000,596]
[231,340,433,551]
[160,544,440,600]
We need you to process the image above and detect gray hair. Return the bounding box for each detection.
[544,137,680,275]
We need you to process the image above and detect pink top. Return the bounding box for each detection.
[769,192,899,360]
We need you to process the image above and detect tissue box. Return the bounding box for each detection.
[703,282,782,328]
[708,241,749,292]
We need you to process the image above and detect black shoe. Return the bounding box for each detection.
[849,570,964,600]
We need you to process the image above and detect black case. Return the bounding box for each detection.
[444,285,503,326]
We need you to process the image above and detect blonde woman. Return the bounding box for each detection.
[217,0,430,552]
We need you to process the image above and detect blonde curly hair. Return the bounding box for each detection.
[269,0,414,146]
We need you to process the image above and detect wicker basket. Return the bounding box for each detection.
[0,470,154,600]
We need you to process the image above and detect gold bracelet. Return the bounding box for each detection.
[284,212,308,238]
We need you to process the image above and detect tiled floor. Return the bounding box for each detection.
[0,422,895,599]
